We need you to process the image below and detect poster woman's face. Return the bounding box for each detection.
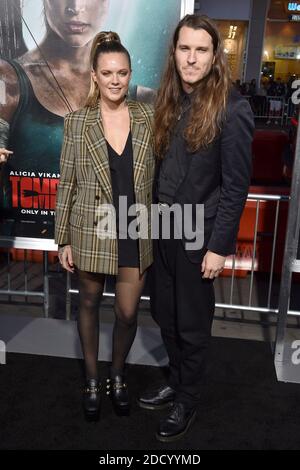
[44,0,109,47]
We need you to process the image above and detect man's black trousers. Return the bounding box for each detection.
[150,229,215,409]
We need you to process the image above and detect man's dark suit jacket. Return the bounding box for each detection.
[161,89,254,263]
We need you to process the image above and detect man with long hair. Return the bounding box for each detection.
[138,15,254,442]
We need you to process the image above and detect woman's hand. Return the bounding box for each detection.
[201,250,226,279]
[0,148,13,163]
[58,245,75,273]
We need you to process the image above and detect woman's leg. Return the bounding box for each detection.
[77,269,105,380]
[111,267,146,375]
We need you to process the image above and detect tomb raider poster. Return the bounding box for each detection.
[0,0,187,239]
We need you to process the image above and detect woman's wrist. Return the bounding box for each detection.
[0,118,9,148]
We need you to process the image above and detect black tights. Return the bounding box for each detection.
[77,267,145,380]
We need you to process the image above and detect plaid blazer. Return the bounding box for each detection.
[54,100,155,275]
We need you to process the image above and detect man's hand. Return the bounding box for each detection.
[0,148,13,163]
[58,245,75,273]
[201,250,226,279]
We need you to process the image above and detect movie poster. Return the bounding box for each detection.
[0,0,185,239]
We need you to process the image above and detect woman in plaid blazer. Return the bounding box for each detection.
[54,32,155,420]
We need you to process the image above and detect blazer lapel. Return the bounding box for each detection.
[84,103,113,202]
[84,100,151,201]
[128,101,151,194]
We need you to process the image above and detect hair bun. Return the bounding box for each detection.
[96,31,121,46]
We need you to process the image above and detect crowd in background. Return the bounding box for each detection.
[234,74,297,100]
[234,75,299,125]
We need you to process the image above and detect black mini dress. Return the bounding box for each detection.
[106,132,139,268]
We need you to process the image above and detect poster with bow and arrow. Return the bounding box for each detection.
[0,0,185,240]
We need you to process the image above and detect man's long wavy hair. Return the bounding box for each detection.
[155,15,232,157]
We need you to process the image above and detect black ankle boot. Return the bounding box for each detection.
[83,378,101,421]
[106,375,130,416]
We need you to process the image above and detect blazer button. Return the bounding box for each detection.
[95,195,100,200]
[94,221,97,226]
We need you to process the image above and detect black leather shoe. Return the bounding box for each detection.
[137,384,176,410]
[106,375,130,416]
[83,378,101,421]
[156,402,197,442]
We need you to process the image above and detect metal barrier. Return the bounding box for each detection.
[0,238,56,318]
[245,95,286,126]
[1,193,300,324]
[285,97,297,125]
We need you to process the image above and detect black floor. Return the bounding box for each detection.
[1,337,300,450]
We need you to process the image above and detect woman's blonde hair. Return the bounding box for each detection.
[85,31,131,107]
